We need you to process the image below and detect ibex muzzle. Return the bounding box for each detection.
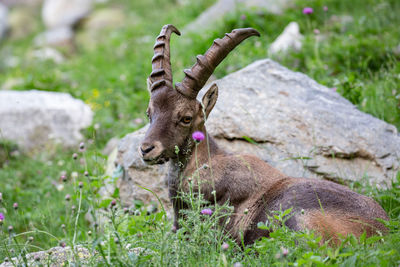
[139,24,388,245]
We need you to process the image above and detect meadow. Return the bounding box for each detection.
[0,0,399,265]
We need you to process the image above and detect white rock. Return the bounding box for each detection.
[0,0,42,8]
[184,0,292,33]
[0,3,8,40]
[42,0,93,30]
[34,26,73,46]
[8,7,38,39]
[31,47,65,63]
[269,22,303,55]
[0,90,93,150]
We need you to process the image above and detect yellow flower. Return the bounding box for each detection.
[92,89,100,99]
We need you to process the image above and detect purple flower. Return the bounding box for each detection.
[192,131,205,142]
[201,208,213,215]
[303,7,313,14]
[13,203,18,210]
[0,212,4,221]
[240,14,246,20]
[221,242,229,250]
[313,29,320,35]
[281,246,289,256]
[323,6,328,12]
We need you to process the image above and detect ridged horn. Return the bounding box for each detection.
[149,24,181,92]
[175,28,260,99]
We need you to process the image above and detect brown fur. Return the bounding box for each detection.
[139,26,389,246]
[299,209,387,245]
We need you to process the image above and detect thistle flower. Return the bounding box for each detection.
[323,6,328,12]
[281,247,289,256]
[0,213,4,224]
[192,131,205,142]
[65,194,71,201]
[303,7,313,14]
[79,142,85,151]
[221,242,229,251]
[8,225,13,232]
[72,153,78,160]
[201,208,213,215]
[13,202,18,210]
[111,199,117,207]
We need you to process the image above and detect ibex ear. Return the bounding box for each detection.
[202,83,218,118]
[146,78,153,93]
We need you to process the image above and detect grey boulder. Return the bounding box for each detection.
[0,90,93,150]
[0,3,8,41]
[116,59,399,209]
[184,0,292,33]
[269,22,303,55]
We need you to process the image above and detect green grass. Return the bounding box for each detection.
[0,0,400,265]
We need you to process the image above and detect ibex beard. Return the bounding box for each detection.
[139,24,389,246]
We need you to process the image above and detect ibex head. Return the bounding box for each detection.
[139,24,260,164]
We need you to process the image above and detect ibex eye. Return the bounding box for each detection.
[181,116,192,124]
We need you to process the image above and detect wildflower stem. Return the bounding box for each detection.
[72,187,83,246]
[136,185,167,219]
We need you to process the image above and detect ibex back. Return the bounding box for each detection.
[139,24,388,245]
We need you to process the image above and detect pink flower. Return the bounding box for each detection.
[281,246,289,256]
[323,6,328,12]
[303,7,313,14]
[221,242,229,250]
[240,14,246,20]
[313,29,320,35]
[79,142,85,152]
[201,208,213,215]
[13,203,18,210]
[0,212,4,222]
[192,131,205,142]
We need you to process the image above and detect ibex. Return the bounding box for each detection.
[139,24,388,245]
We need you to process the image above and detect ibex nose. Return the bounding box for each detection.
[140,144,155,156]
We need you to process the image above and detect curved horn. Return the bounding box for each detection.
[149,24,181,92]
[175,28,260,99]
